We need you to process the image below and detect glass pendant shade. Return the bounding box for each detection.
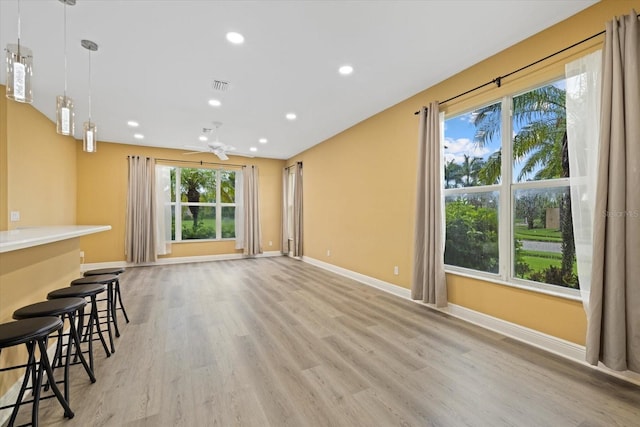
[83,121,97,152]
[56,95,75,135]
[5,43,33,103]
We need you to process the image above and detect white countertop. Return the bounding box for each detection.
[0,225,111,253]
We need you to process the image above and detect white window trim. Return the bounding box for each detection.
[171,167,237,242]
[443,93,581,300]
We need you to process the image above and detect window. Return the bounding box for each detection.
[169,167,236,241]
[443,79,579,294]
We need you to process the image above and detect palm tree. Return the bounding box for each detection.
[472,84,566,182]
[472,83,576,286]
[444,159,462,188]
[460,154,485,186]
[180,168,216,230]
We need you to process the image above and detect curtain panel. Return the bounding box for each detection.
[292,163,303,257]
[586,10,639,373]
[411,103,447,307]
[125,156,157,263]
[155,165,172,256]
[281,168,289,254]
[240,165,262,256]
[566,50,602,307]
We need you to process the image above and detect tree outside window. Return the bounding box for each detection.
[169,167,236,241]
[443,79,578,291]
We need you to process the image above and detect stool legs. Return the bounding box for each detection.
[82,294,111,359]
[51,312,96,402]
[37,338,75,421]
[6,342,36,427]
[115,277,130,324]
[4,339,74,427]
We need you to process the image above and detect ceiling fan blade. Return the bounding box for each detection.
[213,149,229,161]
[183,151,205,155]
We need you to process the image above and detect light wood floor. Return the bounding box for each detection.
[8,257,640,427]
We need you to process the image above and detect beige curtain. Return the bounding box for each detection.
[241,165,262,256]
[292,162,303,257]
[586,10,639,373]
[281,168,289,254]
[411,102,447,307]
[125,156,156,263]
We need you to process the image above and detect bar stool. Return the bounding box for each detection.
[13,298,96,404]
[47,284,111,372]
[0,317,74,426]
[71,274,119,353]
[83,267,129,326]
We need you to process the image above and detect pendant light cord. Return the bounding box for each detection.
[17,0,22,55]
[63,2,68,96]
[88,48,92,123]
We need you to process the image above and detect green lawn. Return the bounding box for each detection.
[519,249,578,277]
[514,225,563,243]
[522,253,561,273]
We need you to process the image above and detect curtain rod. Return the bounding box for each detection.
[149,157,245,168]
[413,27,610,115]
[285,161,302,170]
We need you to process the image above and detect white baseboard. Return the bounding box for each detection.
[80,250,282,272]
[302,256,640,387]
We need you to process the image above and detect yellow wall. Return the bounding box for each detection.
[4,92,77,227]
[76,142,285,263]
[291,0,639,345]
[0,89,80,395]
[0,90,7,231]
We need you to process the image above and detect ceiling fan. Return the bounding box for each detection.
[184,122,249,161]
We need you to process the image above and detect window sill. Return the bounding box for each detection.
[444,267,582,302]
[170,238,236,244]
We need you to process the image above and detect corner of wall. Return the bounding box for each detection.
[0,85,8,231]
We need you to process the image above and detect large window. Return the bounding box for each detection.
[169,167,236,241]
[443,79,578,294]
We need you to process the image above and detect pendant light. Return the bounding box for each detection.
[81,39,98,153]
[56,0,76,135]
[5,0,34,103]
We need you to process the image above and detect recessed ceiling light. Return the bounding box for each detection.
[259,138,268,144]
[249,147,258,152]
[127,121,139,127]
[338,65,354,75]
[226,32,245,44]
[199,135,208,142]
[134,133,144,140]
[208,99,221,107]
[286,113,297,120]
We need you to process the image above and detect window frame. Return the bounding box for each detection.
[442,80,581,299]
[171,166,237,242]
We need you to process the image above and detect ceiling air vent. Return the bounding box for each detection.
[212,80,230,91]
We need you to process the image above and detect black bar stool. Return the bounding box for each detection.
[0,317,74,427]
[13,298,96,404]
[47,284,111,371]
[83,267,129,326]
[71,274,119,353]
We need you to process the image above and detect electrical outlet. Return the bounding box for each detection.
[394,266,399,275]
[327,249,331,256]
[80,251,85,259]
[10,211,20,222]
[269,240,273,246]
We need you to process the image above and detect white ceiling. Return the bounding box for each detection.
[0,0,598,160]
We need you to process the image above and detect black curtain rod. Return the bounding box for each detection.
[414,28,608,115]
[285,161,302,170]
[152,157,245,168]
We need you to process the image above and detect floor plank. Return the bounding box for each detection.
[9,257,640,427]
